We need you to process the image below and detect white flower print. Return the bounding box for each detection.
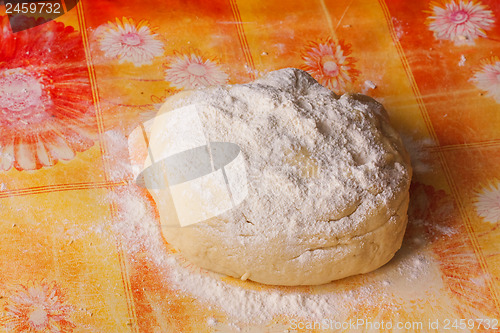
[426,0,494,44]
[471,56,500,103]
[474,181,500,223]
[97,17,164,66]
[164,50,228,90]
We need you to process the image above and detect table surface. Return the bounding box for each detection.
[1,0,499,332]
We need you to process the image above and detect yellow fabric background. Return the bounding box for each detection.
[0,0,499,331]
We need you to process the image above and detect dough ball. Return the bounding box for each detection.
[135,68,412,286]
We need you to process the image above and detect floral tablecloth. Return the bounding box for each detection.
[1,0,499,332]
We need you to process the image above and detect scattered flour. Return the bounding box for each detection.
[103,130,134,182]
[458,55,467,67]
[364,80,377,90]
[206,317,218,326]
[110,186,440,326]
[391,17,406,40]
[400,135,436,175]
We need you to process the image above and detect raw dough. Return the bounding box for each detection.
[131,68,412,286]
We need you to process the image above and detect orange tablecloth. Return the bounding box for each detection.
[1,0,499,332]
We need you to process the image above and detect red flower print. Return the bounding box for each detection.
[0,15,97,171]
[300,37,360,93]
[3,280,76,333]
